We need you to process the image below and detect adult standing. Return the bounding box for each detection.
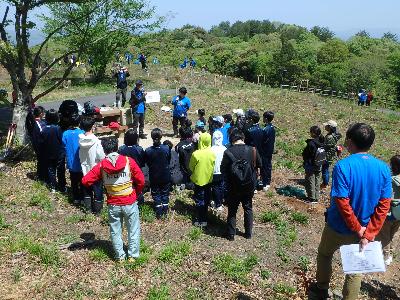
[366,90,373,106]
[138,53,147,71]
[321,120,341,189]
[308,123,392,300]
[261,111,276,191]
[171,87,191,137]
[114,66,130,108]
[221,129,262,241]
[130,80,147,139]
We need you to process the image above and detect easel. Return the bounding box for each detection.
[257,74,266,85]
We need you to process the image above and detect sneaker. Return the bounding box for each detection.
[115,258,125,264]
[254,190,258,194]
[244,233,252,239]
[201,222,208,227]
[307,283,330,300]
[216,206,224,213]
[127,257,136,263]
[304,198,318,204]
[227,235,235,241]
[385,255,393,266]
[73,199,81,206]
[194,221,207,228]
[263,185,271,192]
[51,189,56,194]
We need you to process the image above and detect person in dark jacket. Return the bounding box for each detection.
[302,125,325,203]
[221,128,262,241]
[31,106,47,182]
[41,109,66,193]
[145,128,171,219]
[163,140,183,187]
[130,80,147,139]
[114,66,130,107]
[175,126,195,190]
[118,129,146,204]
[261,111,276,191]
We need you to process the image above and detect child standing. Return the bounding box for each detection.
[41,109,66,193]
[82,138,145,262]
[63,114,85,205]
[30,106,47,182]
[145,129,171,219]
[79,117,105,214]
[321,120,341,189]
[302,126,325,204]
[197,109,206,126]
[211,130,226,212]
[261,111,276,191]
[377,155,400,266]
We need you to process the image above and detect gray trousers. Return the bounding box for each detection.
[305,171,321,201]
[132,113,145,135]
[115,88,127,107]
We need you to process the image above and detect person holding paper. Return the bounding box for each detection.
[130,80,147,139]
[308,123,392,300]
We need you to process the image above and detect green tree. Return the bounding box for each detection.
[310,26,335,42]
[44,0,161,82]
[317,39,349,64]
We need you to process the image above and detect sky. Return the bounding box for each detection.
[1,0,400,40]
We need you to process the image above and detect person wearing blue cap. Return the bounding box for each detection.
[114,66,130,107]
[130,80,147,139]
[172,87,191,137]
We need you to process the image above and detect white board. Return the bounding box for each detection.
[146,91,161,103]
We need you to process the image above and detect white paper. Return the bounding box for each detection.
[146,91,161,103]
[340,241,386,274]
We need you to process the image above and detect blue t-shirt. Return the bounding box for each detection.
[62,128,85,172]
[172,96,191,118]
[133,87,146,114]
[327,153,392,235]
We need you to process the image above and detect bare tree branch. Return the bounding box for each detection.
[0,6,10,42]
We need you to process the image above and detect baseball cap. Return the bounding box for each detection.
[323,120,338,128]
[135,80,143,85]
[213,116,224,124]
[233,109,244,117]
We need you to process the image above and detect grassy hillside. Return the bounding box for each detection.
[0,66,399,300]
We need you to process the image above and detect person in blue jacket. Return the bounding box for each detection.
[145,128,172,219]
[261,111,276,191]
[172,87,191,137]
[41,109,66,193]
[130,80,147,139]
[62,114,85,205]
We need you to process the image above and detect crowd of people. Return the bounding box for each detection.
[26,83,400,300]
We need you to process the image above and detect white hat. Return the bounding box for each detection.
[323,120,337,128]
[233,109,244,117]
[213,116,224,124]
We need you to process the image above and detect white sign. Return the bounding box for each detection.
[340,242,386,274]
[146,91,161,103]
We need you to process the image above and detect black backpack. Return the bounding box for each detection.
[225,146,256,194]
[314,146,327,168]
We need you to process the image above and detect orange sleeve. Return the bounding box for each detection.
[364,198,391,241]
[335,197,362,233]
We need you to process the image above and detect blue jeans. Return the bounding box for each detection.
[151,182,171,218]
[212,176,224,208]
[321,162,330,186]
[108,203,140,260]
[193,184,212,223]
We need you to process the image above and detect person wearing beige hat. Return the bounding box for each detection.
[321,120,342,189]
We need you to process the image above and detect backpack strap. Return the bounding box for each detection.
[225,149,237,163]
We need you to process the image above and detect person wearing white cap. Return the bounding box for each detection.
[321,120,342,189]
[213,116,229,146]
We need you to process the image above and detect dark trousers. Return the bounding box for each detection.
[227,193,254,237]
[172,116,187,136]
[357,100,365,106]
[193,184,212,223]
[47,157,66,191]
[132,113,145,135]
[83,181,104,214]
[70,171,84,202]
[34,148,47,182]
[212,176,224,208]
[321,162,330,186]
[151,182,171,218]
[260,155,272,186]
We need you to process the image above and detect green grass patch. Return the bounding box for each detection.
[158,241,191,265]
[65,214,96,224]
[291,211,309,225]
[213,253,259,284]
[89,248,110,262]
[298,256,311,272]
[187,226,203,241]
[146,285,171,300]
[124,239,153,270]
[273,283,297,295]
[140,203,156,223]
[0,213,10,229]
[260,269,271,280]
[260,211,281,223]
[29,182,53,212]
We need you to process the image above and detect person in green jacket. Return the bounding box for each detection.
[189,133,216,227]
[321,120,342,189]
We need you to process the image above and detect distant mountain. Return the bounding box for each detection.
[335,28,400,40]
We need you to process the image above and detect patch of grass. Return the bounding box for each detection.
[273,283,297,295]
[213,253,259,284]
[276,248,290,264]
[187,226,203,241]
[158,241,191,265]
[66,214,96,224]
[89,248,110,262]
[0,213,10,229]
[291,211,309,225]
[184,288,210,300]
[29,182,53,212]
[124,239,153,270]
[11,267,22,283]
[260,211,281,223]
[265,190,274,198]
[146,285,171,300]
[260,269,271,280]
[140,203,156,223]
[298,256,310,272]
[100,208,109,224]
